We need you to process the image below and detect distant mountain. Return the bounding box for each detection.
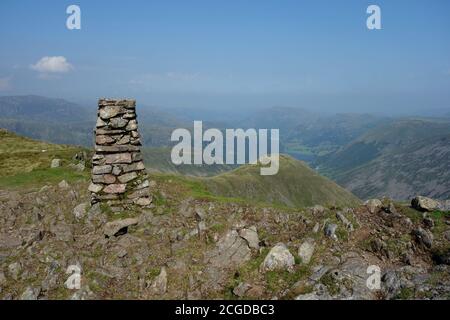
[0,95,94,146]
[201,154,361,208]
[317,118,450,200]
[0,95,188,147]
[284,113,386,160]
[0,95,91,122]
[338,134,450,200]
[236,106,386,162]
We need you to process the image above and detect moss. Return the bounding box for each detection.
[152,190,167,206]
[100,203,113,215]
[335,228,349,242]
[210,222,227,234]
[320,272,340,296]
[146,267,162,279]
[430,210,449,237]
[238,248,268,279]
[265,265,311,294]
[50,285,70,299]
[397,205,422,224]
[394,287,414,300]
[0,167,88,189]
[0,129,89,184]
[85,270,111,293]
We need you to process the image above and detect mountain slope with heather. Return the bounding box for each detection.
[317,118,450,200]
[201,154,361,208]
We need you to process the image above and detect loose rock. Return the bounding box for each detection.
[50,159,61,168]
[365,199,382,214]
[298,238,316,264]
[260,243,295,273]
[411,196,441,212]
[238,226,260,250]
[324,223,338,241]
[104,218,139,237]
[73,203,88,220]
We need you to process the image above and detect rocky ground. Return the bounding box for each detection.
[0,176,449,300]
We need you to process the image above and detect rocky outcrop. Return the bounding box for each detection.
[50,159,61,168]
[89,99,152,208]
[298,238,315,264]
[411,196,443,212]
[202,230,252,293]
[412,227,433,249]
[324,223,338,240]
[260,243,295,272]
[364,199,382,214]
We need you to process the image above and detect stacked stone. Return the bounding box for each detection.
[88,99,152,207]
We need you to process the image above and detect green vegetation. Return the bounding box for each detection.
[0,167,87,189]
[317,118,450,200]
[0,129,89,189]
[142,147,236,177]
[394,287,414,300]
[201,155,361,208]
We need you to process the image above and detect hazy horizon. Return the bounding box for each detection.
[1,0,449,115]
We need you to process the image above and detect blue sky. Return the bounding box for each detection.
[0,0,449,114]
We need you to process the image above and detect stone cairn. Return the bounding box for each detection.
[88,99,152,208]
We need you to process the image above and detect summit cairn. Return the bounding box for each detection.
[88,99,152,207]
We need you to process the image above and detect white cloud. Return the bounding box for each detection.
[0,77,11,91]
[30,56,73,73]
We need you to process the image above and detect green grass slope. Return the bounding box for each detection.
[201,154,361,208]
[142,147,236,177]
[0,128,89,189]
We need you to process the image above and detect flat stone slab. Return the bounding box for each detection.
[103,184,126,194]
[104,153,132,164]
[95,145,140,153]
[104,218,139,237]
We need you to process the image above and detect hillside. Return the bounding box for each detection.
[0,95,94,146]
[317,118,450,200]
[201,154,361,208]
[0,95,187,148]
[0,130,449,300]
[238,107,386,162]
[336,134,450,200]
[0,95,91,122]
[0,129,89,189]
[142,147,236,176]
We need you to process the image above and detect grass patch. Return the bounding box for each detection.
[265,265,310,294]
[0,129,90,190]
[394,287,414,300]
[429,210,449,236]
[320,272,340,296]
[0,167,88,189]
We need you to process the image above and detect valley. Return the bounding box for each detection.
[1,95,449,201]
